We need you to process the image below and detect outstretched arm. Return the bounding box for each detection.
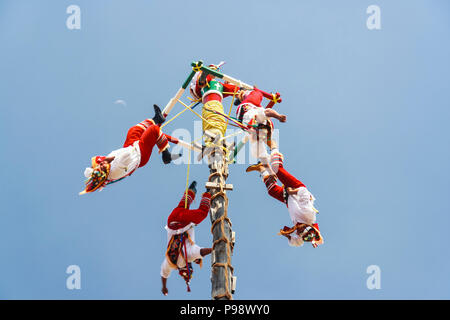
[161,276,168,296]
[160,258,173,296]
[200,248,212,257]
[264,108,286,123]
[103,156,115,163]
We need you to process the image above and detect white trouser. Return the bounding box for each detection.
[244,107,270,164]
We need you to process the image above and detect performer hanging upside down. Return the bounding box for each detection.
[246,151,323,248]
[79,105,180,195]
[235,88,286,127]
[235,88,287,164]
[161,181,212,295]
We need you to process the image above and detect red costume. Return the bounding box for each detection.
[263,164,306,204]
[167,190,212,232]
[80,118,169,194]
[260,152,323,247]
[161,189,212,291]
[236,89,264,122]
[236,88,279,129]
[122,118,169,168]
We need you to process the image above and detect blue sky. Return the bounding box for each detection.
[1,0,449,299]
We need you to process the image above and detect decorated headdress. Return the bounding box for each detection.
[208,61,225,70]
[278,223,324,248]
[79,156,110,195]
[287,232,305,247]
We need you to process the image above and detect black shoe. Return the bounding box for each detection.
[188,181,197,194]
[153,104,166,125]
[162,150,182,164]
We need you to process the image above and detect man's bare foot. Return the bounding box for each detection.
[278,114,287,122]
[265,109,287,123]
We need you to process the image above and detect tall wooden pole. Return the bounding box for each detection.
[207,148,235,300]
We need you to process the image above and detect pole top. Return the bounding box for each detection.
[191,60,203,72]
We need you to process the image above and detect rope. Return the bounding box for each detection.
[202,100,228,139]
[226,88,238,127]
[220,130,245,143]
[208,153,234,300]
[213,262,234,274]
[214,292,234,300]
[161,100,201,129]
[177,99,217,128]
[181,234,191,292]
[203,141,231,163]
[203,106,249,131]
[161,106,188,129]
[211,215,232,233]
[160,90,242,160]
[184,147,191,209]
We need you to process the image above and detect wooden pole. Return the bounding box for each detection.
[162,69,197,117]
[207,148,235,300]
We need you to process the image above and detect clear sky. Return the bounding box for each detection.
[1,0,450,299]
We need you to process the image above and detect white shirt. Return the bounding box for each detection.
[107,141,141,181]
[287,187,317,226]
[160,226,203,279]
[189,73,201,100]
[242,105,267,125]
